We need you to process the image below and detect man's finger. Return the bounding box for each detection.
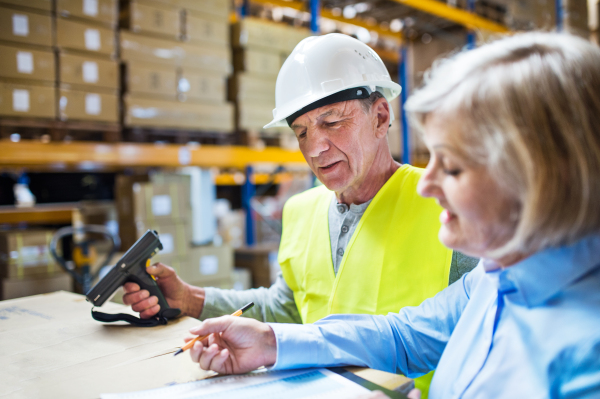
[130,294,158,313]
[189,316,233,337]
[122,289,149,306]
[123,282,140,293]
[146,262,173,278]
[139,304,160,319]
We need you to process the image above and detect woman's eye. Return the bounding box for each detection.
[443,168,461,176]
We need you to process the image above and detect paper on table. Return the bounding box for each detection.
[101,368,370,399]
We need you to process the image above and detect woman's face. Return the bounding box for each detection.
[417,115,520,261]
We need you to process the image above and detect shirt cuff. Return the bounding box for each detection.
[268,322,324,370]
[198,287,220,320]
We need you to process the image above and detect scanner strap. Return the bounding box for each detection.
[91,309,168,327]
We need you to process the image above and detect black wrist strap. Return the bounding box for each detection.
[91,309,168,327]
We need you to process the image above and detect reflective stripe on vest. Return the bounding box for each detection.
[278,164,453,324]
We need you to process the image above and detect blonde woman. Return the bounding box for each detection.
[185,32,600,398]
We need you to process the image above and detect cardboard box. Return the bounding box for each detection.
[124,94,234,132]
[132,177,191,224]
[178,68,226,102]
[58,87,119,122]
[180,244,233,283]
[217,208,245,248]
[56,0,118,27]
[150,0,228,18]
[235,243,279,288]
[238,99,276,131]
[1,273,72,300]
[59,52,119,89]
[0,43,55,82]
[0,0,52,12]
[121,0,181,39]
[135,220,191,259]
[0,6,52,47]
[232,17,311,52]
[0,230,61,279]
[184,11,228,45]
[229,72,276,103]
[120,30,231,72]
[232,267,251,291]
[0,81,55,118]
[233,48,281,77]
[125,61,178,98]
[115,174,150,249]
[56,17,116,56]
[178,0,228,18]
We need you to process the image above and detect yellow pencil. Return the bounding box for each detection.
[173,302,254,357]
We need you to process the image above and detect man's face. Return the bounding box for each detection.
[290,100,381,193]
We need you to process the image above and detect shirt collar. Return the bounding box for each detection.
[494,235,600,307]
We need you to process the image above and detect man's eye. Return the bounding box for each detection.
[325,121,339,127]
[298,131,307,139]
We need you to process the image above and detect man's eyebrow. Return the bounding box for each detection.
[291,108,344,130]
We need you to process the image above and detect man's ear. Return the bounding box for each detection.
[373,97,391,138]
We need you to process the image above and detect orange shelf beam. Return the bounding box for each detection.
[0,141,306,170]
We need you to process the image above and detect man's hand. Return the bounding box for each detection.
[122,262,205,318]
[187,316,277,375]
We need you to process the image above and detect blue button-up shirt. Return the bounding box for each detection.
[270,235,600,398]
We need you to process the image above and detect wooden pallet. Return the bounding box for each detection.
[0,118,122,142]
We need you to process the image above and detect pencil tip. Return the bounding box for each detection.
[173,349,183,357]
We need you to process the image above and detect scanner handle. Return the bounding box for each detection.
[128,260,181,320]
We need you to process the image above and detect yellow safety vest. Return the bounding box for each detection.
[278,164,453,398]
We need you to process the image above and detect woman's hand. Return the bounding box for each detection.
[187,316,277,374]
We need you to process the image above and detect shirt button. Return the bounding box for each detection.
[341,225,349,234]
[337,248,344,257]
[337,204,347,214]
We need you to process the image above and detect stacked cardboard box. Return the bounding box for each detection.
[0,229,71,300]
[0,3,56,118]
[55,0,119,123]
[116,173,233,288]
[120,0,233,132]
[230,18,311,137]
[234,243,280,288]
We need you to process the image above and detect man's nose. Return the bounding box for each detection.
[304,128,330,158]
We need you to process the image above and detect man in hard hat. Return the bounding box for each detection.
[122,33,477,396]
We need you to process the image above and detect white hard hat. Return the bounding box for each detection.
[264,33,402,129]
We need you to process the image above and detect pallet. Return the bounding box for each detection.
[0,118,122,142]
[122,127,239,145]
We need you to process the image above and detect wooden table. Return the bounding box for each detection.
[0,292,412,398]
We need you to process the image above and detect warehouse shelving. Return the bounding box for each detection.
[0,141,305,170]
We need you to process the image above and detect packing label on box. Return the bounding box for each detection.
[160,233,174,255]
[85,28,101,51]
[85,93,101,115]
[84,0,99,17]
[200,255,218,276]
[152,195,172,216]
[82,61,99,83]
[12,89,29,112]
[16,51,34,74]
[12,14,29,37]
[10,245,49,266]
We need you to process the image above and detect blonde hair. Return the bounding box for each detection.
[405,32,600,257]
